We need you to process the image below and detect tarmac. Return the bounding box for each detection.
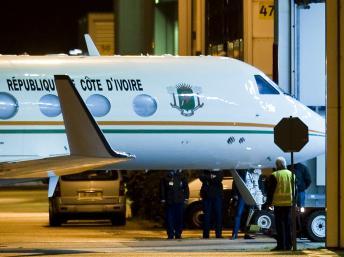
[0,186,338,257]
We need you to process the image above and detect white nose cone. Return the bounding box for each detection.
[295,104,325,163]
[309,115,325,155]
[274,95,325,165]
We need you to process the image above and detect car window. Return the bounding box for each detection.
[254,75,280,95]
[61,170,118,181]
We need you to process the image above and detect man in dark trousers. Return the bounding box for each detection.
[293,163,311,208]
[231,170,247,240]
[199,169,224,239]
[231,169,260,240]
[160,170,189,239]
[267,157,293,251]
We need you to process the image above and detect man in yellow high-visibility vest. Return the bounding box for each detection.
[267,157,293,251]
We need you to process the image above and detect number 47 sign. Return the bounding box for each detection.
[259,1,275,19]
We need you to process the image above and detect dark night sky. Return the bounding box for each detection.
[0,0,113,55]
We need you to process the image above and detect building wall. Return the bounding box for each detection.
[87,13,115,55]
[326,0,344,248]
[154,1,178,55]
[244,0,274,78]
[78,13,114,56]
[114,0,154,55]
[297,4,325,106]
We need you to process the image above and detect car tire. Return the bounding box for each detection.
[306,210,326,242]
[49,199,62,227]
[252,210,274,232]
[186,202,203,229]
[49,209,62,227]
[111,212,126,226]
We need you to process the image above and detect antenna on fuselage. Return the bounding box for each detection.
[84,34,100,56]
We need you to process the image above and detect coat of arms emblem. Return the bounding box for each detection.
[167,83,204,116]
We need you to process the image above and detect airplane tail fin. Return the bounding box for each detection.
[84,34,100,56]
[54,75,133,159]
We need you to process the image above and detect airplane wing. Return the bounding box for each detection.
[0,75,134,179]
[0,156,127,179]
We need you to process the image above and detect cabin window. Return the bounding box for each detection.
[86,94,111,117]
[133,94,157,117]
[0,92,19,119]
[39,94,61,117]
[254,75,280,95]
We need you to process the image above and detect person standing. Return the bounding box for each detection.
[267,157,293,251]
[293,163,311,208]
[231,170,247,240]
[160,170,189,239]
[199,170,224,239]
[231,169,264,240]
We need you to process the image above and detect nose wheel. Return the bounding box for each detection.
[253,210,275,231]
[306,210,326,242]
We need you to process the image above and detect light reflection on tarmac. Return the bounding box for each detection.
[0,187,330,256]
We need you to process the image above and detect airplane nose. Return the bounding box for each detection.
[288,99,326,161]
[305,110,326,159]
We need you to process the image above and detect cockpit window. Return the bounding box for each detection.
[254,75,280,95]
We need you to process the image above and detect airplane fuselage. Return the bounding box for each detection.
[0,55,325,170]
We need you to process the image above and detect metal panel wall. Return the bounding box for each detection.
[326,0,344,248]
[87,13,114,56]
[244,0,274,78]
[114,0,154,55]
[298,4,326,106]
[178,0,192,55]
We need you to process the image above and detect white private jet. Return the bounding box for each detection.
[0,54,325,182]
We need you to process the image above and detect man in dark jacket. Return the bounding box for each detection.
[293,163,311,208]
[160,170,189,239]
[199,170,224,239]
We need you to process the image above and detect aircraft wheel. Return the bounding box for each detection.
[306,210,326,242]
[252,210,274,231]
[49,209,62,227]
[186,202,203,229]
[111,212,126,226]
[49,199,62,226]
